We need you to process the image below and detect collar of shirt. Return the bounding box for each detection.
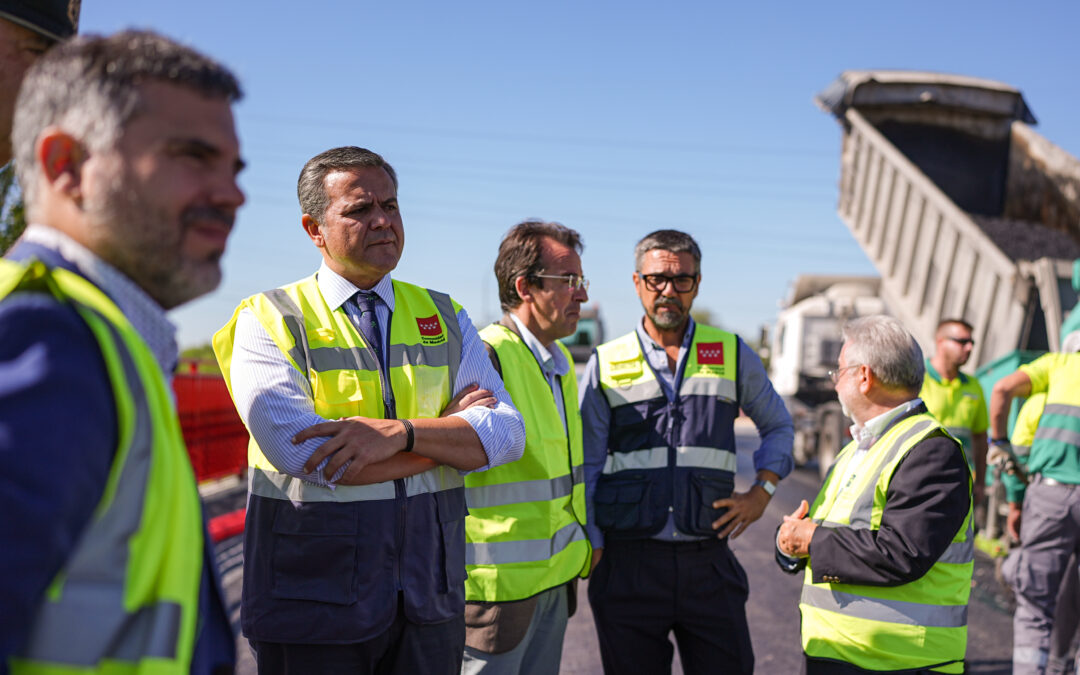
[635,315,695,368]
[508,313,569,379]
[924,358,967,385]
[850,398,924,449]
[316,261,395,312]
[21,224,178,375]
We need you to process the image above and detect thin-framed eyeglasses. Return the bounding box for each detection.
[828,364,863,384]
[534,273,590,291]
[640,273,698,293]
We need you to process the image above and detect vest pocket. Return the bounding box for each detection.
[270,505,361,605]
[687,470,734,535]
[594,473,655,533]
[436,488,468,591]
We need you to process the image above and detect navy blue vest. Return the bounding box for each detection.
[594,327,740,539]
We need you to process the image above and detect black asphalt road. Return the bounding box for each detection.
[212,421,1014,674]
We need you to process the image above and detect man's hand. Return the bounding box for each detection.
[1007,502,1023,542]
[296,417,405,482]
[590,547,603,574]
[777,500,816,557]
[712,487,770,539]
[441,384,496,417]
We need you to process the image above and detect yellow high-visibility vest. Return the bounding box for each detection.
[3,259,203,675]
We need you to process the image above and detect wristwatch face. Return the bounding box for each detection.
[754,479,776,496]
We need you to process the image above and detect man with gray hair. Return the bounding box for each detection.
[777,315,973,674]
[0,30,244,673]
[580,229,793,674]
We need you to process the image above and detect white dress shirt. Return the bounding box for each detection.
[228,262,525,486]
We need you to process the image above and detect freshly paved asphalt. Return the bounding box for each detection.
[213,419,1015,674]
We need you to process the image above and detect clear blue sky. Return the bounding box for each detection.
[82,1,1080,348]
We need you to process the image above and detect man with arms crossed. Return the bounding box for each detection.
[214,146,525,674]
[580,229,793,674]
[778,316,973,674]
[464,220,592,674]
[1,31,244,673]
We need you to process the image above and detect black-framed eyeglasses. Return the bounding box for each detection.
[640,273,698,293]
[534,273,589,291]
[828,364,862,384]
[945,337,975,347]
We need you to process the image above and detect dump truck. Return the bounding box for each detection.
[816,70,1080,368]
[817,70,1080,537]
[769,276,887,478]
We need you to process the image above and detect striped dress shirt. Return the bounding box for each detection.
[229,262,525,486]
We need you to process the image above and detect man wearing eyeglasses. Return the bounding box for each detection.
[578,229,793,674]
[777,316,972,674]
[920,319,988,507]
[462,220,591,675]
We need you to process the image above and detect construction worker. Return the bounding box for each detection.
[1,31,244,673]
[778,315,973,674]
[992,331,1080,675]
[1000,392,1080,675]
[580,229,793,674]
[463,220,591,674]
[920,318,988,506]
[214,146,525,674]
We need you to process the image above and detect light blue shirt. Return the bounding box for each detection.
[508,313,570,432]
[579,316,795,548]
[229,262,525,486]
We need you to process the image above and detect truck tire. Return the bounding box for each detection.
[818,410,844,481]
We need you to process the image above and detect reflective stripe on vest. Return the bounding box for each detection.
[464,325,589,602]
[1034,403,1080,447]
[800,412,972,672]
[603,446,737,473]
[596,326,739,469]
[2,260,202,674]
[214,276,465,502]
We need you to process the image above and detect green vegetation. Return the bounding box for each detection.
[177,343,222,375]
[0,164,27,254]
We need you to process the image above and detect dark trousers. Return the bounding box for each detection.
[251,596,466,675]
[588,537,753,675]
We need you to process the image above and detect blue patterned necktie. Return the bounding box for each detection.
[352,291,382,365]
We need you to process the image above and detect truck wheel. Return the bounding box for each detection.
[818,411,843,481]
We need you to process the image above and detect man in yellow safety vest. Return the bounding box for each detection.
[778,315,973,674]
[1,30,244,674]
[463,220,592,674]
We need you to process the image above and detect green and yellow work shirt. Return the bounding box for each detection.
[1010,353,1080,500]
[920,360,987,472]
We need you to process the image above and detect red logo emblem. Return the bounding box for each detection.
[697,342,724,365]
[416,315,443,337]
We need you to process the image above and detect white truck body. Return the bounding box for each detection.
[769,276,886,476]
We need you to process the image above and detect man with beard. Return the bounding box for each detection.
[0,31,244,673]
[920,319,988,507]
[777,316,972,674]
[578,229,793,674]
